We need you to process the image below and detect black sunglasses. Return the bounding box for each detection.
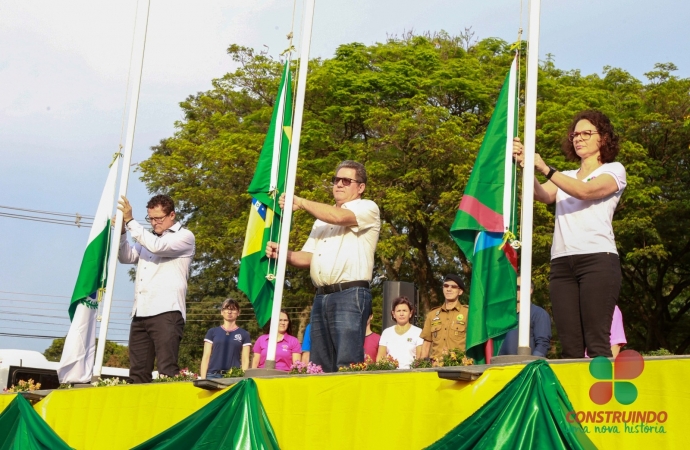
[331,176,362,187]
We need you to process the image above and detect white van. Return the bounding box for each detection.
[0,349,130,390]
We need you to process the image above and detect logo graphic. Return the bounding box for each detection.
[589,350,644,405]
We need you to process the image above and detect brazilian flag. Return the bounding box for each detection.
[238,62,293,326]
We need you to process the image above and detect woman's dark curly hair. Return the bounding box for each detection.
[561,110,620,163]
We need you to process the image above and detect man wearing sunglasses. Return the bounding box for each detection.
[117,194,195,383]
[420,274,470,360]
[266,160,380,372]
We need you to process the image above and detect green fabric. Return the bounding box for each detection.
[132,379,279,450]
[238,61,293,327]
[426,360,597,450]
[0,395,73,450]
[450,61,519,364]
[68,220,110,320]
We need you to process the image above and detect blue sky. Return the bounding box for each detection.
[1,0,688,353]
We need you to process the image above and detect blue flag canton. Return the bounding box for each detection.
[252,198,268,221]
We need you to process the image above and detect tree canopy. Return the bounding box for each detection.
[44,338,130,368]
[129,31,690,363]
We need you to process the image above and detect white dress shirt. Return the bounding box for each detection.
[301,198,380,287]
[119,220,195,321]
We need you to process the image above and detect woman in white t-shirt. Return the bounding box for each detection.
[513,110,626,359]
[377,296,423,369]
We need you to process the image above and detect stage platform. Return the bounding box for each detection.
[1,356,688,449]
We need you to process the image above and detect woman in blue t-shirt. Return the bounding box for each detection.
[200,299,251,379]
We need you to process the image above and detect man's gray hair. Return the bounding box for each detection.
[335,160,367,184]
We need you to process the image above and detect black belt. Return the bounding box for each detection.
[316,280,370,295]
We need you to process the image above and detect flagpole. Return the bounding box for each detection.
[93,0,151,380]
[264,0,316,369]
[517,0,541,355]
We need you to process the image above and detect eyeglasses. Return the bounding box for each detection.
[568,130,599,142]
[331,176,362,187]
[145,213,170,223]
[443,284,460,290]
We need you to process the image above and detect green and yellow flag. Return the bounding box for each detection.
[238,62,293,327]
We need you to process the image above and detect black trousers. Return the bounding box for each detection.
[550,253,621,358]
[129,311,185,383]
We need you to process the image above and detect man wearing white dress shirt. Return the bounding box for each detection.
[266,160,380,372]
[118,194,195,383]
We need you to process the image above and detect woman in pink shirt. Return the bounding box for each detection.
[252,310,301,371]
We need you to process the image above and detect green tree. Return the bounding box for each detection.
[44,338,130,368]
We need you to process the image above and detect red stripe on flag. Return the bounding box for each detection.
[503,244,518,272]
[458,195,504,232]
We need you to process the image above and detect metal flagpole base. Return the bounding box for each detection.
[491,355,544,364]
[244,368,287,378]
[491,347,545,364]
[244,359,287,378]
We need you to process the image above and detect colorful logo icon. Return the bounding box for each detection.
[589,350,644,405]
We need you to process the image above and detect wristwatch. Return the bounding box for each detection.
[545,166,557,180]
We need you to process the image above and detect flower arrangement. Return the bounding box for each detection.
[152,368,198,383]
[435,348,474,367]
[410,358,434,369]
[222,367,246,378]
[92,377,128,387]
[642,348,672,357]
[3,378,41,393]
[288,361,324,375]
[408,349,474,368]
[338,355,399,372]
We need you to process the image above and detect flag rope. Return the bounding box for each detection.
[514,0,524,247]
[265,0,302,281]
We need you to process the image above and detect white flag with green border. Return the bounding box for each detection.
[57,156,119,383]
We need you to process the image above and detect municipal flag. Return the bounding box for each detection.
[450,56,519,364]
[57,155,119,383]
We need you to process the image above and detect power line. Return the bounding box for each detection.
[0,204,95,220]
[0,331,129,344]
[0,302,133,312]
[0,317,130,332]
[0,290,134,303]
[0,205,142,228]
[0,212,93,228]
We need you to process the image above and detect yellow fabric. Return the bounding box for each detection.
[254,367,523,449]
[1,358,682,449]
[0,393,17,413]
[33,382,225,450]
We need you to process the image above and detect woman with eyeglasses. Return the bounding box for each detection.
[200,299,251,379]
[377,297,423,369]
[513,110,626,359]
[251,310,301,371]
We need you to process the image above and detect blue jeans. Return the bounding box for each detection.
[310,287,372,373]
[206,372,223,379]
